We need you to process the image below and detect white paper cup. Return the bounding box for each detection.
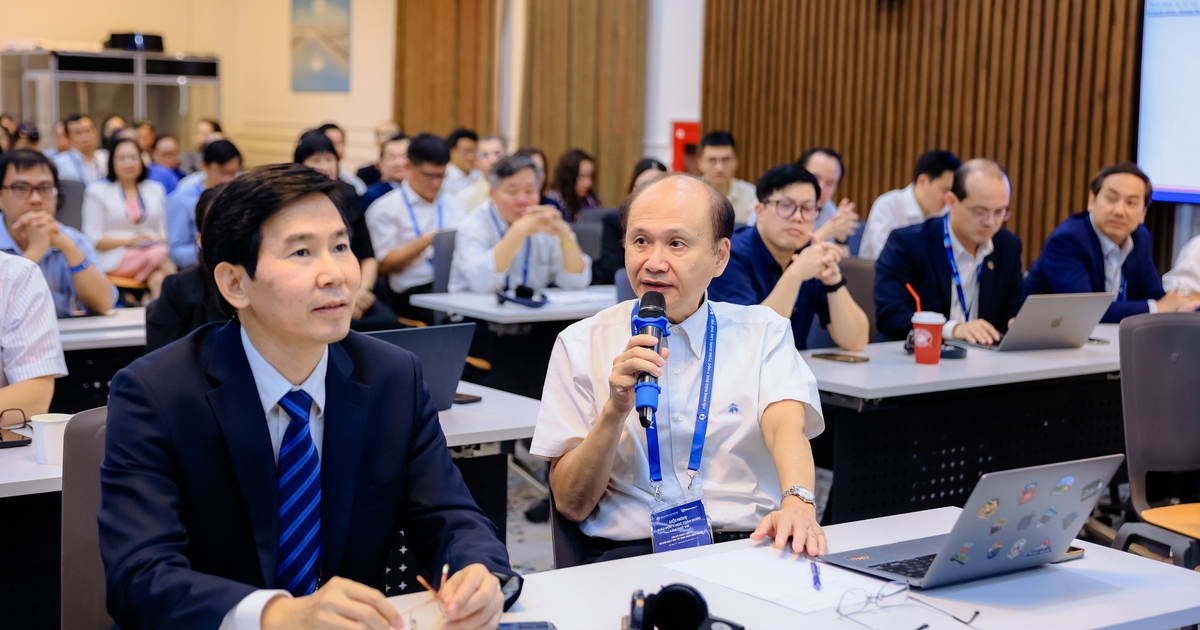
[31,413,71,465]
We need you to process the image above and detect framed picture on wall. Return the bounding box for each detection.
[291,0,351,92]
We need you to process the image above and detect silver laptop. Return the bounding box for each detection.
[366,323,475,410]
[824,454,1124,589]
[958,292,1114,351]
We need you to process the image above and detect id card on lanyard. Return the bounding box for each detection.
[402,191,443,271]
[631,303,718,553]
[489,205,531,291]
[943,216,984,320]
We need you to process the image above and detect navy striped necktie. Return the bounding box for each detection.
[277,389,322,596]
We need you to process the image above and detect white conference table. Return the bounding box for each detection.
[0,381,537,499]
[410,285,619,324]
[58,307,147,351]
[479,506,1200,629]
[800,324,1121,400]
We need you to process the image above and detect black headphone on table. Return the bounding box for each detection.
[624,584,744,630]
[903,329,968,359]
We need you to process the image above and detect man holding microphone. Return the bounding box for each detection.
[531,174,827,563]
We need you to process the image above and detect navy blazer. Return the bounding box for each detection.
[99,322,514,629]
[1024,211,1164,323]
[874,217,1025,341]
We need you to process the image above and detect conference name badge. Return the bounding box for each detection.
[649,493,713,553]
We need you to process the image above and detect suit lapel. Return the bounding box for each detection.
[203,322,280,588]
[978,245,998,319]
[318,342,370,579]
[1081,213,1107,291]
[927,219,953,312]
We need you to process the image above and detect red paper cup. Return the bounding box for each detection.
[911,311,947,365]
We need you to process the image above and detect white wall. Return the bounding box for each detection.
[642,0,704,165]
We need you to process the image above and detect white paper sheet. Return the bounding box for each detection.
[665,544,886,614]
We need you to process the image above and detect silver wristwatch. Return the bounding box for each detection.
[782,485,816,506]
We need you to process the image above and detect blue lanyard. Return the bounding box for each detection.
[489,205,530,290]
[118,186,147,223]
[942,216,984,320]
[402,189,442,270]
[630,304,718,487]
[1117,273,1126,301]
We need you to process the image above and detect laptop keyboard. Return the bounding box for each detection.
[868,554,937,579]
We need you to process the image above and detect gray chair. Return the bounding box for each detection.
[1112,313,1200,568]
[57,179,86,231]
[432,230,457,324]
[574,221,602,261]
[577,207,610,223]
[549,492,588,569]
[615,267,636,303]
[61,406,113,630]
[805,256,878,348]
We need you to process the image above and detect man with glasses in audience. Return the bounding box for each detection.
[0,150,114,317]
[874,158,1025,343]
[366,133,467,322]
[710,164,868,351]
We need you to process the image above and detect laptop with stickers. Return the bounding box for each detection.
[823,454,1124,588]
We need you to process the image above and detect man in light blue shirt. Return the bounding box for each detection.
[166,139,242,268]
[0,149,114,316]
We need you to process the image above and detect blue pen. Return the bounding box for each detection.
[810,558,822,590]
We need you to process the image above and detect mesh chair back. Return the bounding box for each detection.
[432,230,457,293]
[58,179,86,231]
[61,406,113,630]
[1119,313,1200,515]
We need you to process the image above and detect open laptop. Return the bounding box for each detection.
[366,323,475,411]
[956,292,1114,351]
[824,454,1124,589]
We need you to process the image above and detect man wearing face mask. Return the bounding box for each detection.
[450,154,589,293]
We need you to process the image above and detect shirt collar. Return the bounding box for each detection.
[669,293,711,359]
[1089,212,1133,262]
[400,179,436,207]
[947,220,994,263]
[749,225,785,275]
[239,326,328,418]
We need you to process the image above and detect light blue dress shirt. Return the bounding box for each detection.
[0,219,114,317]
[166,178,205,268]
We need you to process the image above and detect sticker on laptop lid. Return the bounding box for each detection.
[1080,479,1104,502]
[987,541,1003,559]
[1007,538,1027,559]
[1051,476,1074,495]
[1016,511,1036,530]
[1025,538,1052,558]
[977,499,999,519]
[1038,507,1058,527]
[845,554,871,561]
[1062,511,1079,530]
[1018,482,1038,505]
[989,518,1007,536]
[950,542,972,565]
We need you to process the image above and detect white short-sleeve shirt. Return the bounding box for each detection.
[0,253,68,389]
[449,201,592,293]
[530,296,824,541]
[365,180,468,293]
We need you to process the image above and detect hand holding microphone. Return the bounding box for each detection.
[607,292,671,426]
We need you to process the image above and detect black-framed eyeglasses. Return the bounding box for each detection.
[1,183,59,200]
[0,408,29,431]
[765,198,819,221]
[837,581,980,630]
[965,206,1012,222]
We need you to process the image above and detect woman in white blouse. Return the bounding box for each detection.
[82,138,175,299]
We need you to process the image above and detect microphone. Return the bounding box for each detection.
[633,291,668,428]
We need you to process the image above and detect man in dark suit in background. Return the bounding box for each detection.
[874,158,1025,343]
[1024,162,1200,321]
[100,164,517,629]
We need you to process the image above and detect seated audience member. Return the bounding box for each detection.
[546,149,602,221]
[53,114,108,184]
[514,147,554,204]
[147,134,186,194]
[793,147,859,253]
[356,120,401,187]
[44,122,70,158]
[593,159,669,286]
[1025,163,1198,321]
[145,184,228,353]
[1164,232,1200,300]
[82,138,175,299]
[101,114,127,139]
[359,133,410,211]
[366,133,468,321]
[875,158,1024,343]
[296,131,399,331]
[458,135,506,212]
[317,122,367,195]
[99,164,519,629]
[450,155,591,293]
[858,150,961,260]
[532,174,826,563]
[696,131,756,224]
[179,118,222,174]
[12,123,41,151]
[166,139,242,268]
[0,150,114,316]
[442,128,482,196]
[0,252,67,418]
[710,164,868,351]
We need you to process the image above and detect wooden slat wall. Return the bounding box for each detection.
[702,0,1142,265]
[393,0,499,136]
[520,0,648,207]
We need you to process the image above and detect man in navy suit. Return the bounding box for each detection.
[1025,162,1199,321]
[99,164,517,630]
[874,158,1025,343]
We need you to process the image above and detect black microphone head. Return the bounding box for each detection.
[638,291,667,319]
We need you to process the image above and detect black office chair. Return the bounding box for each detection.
[431,230,457,325]
[549,492,589,569]
[1112,313,1200,569]
[57,179,86,231]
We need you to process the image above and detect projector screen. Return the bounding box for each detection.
[1138,1,1200,203]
